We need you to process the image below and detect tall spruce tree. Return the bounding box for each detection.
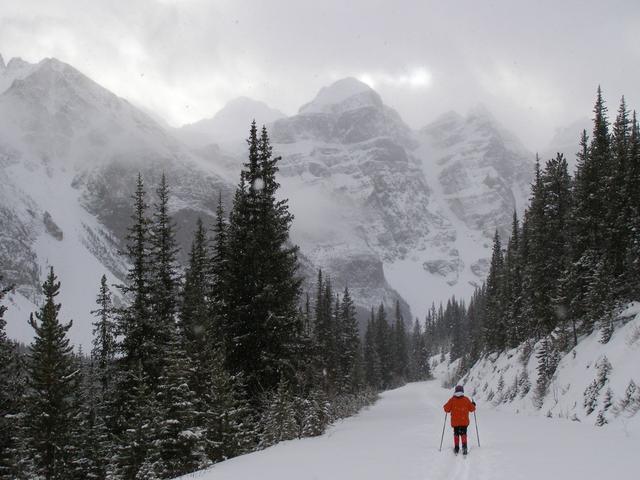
[338,286,361,392]
[148,173,181,381]
[180,218,212,397]
[484,231,506,351]
[0,277,23,480]
[221,122,303,401]
[24,268,79,479]
[363,312,381,389]
[118,174,152,375]
[91,275,116,396]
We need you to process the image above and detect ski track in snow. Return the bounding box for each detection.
[176,381,636,480]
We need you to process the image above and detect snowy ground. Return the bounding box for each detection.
[176,381,637,480]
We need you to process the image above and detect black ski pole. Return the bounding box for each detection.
[439,413,448,452]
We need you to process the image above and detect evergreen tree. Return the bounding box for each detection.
[203,348,255,462]
[24,268,79,479]
[91,275,116,396]
[112,364,160,480]
[148,173,181,381]
[363,313,381,389]
[338,286,360,392]
[374,304,393,387]
[505,211,524,347]
[259,380,298,447]
[392,301,409,381]
[180,218,212,399]
[607,97,632,287]
[208,192,228,344]
[221,123,303,401]
[0,277,24,480]
[117,174,153,375]
[484,231,506,351]
[155,339,209,478]
[625,112,640,297]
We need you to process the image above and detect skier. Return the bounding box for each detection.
[443,385,476,455]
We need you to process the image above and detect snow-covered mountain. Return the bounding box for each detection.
[178,96,286,150]
[267,79,533,317]
[0,56,535,346]
[0,56,233,346]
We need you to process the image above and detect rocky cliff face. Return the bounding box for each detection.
[266,81,533,319]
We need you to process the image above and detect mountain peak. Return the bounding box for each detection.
[6,57,33,71]
[0,56,38,95]
[299,77,380,114]
[179,96,285,147]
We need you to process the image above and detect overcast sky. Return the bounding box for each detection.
[1,0,639,150]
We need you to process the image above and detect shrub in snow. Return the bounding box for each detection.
[616,380,639,417]
[505,375,519,402]
[599,314,614,344]
[259,380,298,448]
[300,390,331,437]
[583,356,612,415]
[518,368,531,398]
[534,336,560,409]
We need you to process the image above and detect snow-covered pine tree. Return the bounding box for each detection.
[606,98,632,292]
[484,231,506,351]
[300,388,330,437]
[207,191,227,344]
[117,174,153,376]
[338,286,361,393]
[154,337,209,478]
[221,123,303,402]
[259,379,298,448]
[624,112,640,297]
[504,210,524,347]
[0,276,24,480]
[24,267,80,479]
[91,275,116,397]
[375,304,393,388]
[180,218,212,399]
[112,363,160,480]
[313,272,337,394]
[363,312,382,389]
[203,348,256,462]
[540,153,572,334]
[148,173,181,382]
[392,301,409,382]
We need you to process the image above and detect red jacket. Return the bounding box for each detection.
[443,395,475,427]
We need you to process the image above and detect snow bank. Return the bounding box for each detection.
[449,303,640,431]
[173,381,638,480]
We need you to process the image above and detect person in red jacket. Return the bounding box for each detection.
[443,385,476,455]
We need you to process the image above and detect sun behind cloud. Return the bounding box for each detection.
[357,67,432,90]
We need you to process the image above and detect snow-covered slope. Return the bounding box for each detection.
[174,381,638,480]
[434,303,640,429]
[0,56,232,346]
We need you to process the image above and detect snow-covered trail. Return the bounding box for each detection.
[178,381,637,480]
